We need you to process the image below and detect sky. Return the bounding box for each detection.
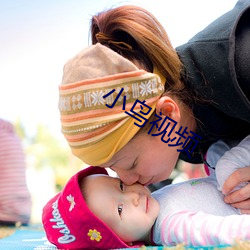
[0,0,238,140]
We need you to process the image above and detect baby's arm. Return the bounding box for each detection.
[215,135,250,193]
[159,210,250,247]
[206,139,231,175]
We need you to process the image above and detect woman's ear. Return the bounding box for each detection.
[156,96,181,122]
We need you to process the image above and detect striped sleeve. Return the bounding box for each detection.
[0,119,31,224]
[160,210,250,246]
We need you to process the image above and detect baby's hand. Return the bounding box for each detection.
[223,166,250,214]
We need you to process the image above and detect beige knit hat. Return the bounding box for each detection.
[59,43,165,165]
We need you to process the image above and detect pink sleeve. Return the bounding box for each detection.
[160,210,250,246]
[0,119,31,224]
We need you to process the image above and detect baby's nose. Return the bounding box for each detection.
[126,191,140,206]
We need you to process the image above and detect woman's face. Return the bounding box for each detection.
[100,132,180,186]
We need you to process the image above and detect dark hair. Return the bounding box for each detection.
[90,5,197,123]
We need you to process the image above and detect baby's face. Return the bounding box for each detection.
[84,174,160,244]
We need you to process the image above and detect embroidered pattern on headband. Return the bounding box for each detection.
[59,70,164,136]
[59,71,163,114]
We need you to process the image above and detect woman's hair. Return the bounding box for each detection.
[90,5,195,107]
[91,5,181,88]
[90,5,196,132]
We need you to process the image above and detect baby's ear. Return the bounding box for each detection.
[156,96,180,122]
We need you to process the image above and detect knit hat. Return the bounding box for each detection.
[42,166,141,249]
[59,43,165,166]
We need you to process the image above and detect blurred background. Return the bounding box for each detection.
[0,0,238,223]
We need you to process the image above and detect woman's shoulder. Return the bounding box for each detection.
[176,0,250,123]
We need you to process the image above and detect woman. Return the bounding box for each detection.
[59,1,250,211]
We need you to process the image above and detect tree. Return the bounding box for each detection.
[14,120,85,191]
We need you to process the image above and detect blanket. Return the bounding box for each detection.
[0,225,248,250]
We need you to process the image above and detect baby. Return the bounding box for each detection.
[42,135,250,249]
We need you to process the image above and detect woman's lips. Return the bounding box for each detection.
[143,177,154,186]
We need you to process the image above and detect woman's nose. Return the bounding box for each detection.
[112,168,139,185]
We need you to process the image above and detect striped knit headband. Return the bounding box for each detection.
[59,43,165,165]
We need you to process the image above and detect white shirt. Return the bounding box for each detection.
[152,135,250,246]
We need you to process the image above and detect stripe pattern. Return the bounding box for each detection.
[0,119,31,224]
[59,70,164,148]
[159,210,250,246]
